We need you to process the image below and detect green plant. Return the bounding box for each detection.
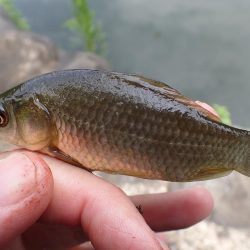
[0,0,30,30]
[65,0,106,55]
[213,104,232,125]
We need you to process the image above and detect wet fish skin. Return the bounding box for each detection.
[0,69,249,182]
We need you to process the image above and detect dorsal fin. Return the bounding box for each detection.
[115,73,221,122]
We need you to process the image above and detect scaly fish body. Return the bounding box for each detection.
[0,69,249,181]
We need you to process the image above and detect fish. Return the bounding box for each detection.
[0,69,248,182]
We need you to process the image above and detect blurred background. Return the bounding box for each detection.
[15,0,250,127]
[1,0,250,249]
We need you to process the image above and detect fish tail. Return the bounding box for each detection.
[236,164,250,177]
[235,150,250,177]
[236,167,250,177]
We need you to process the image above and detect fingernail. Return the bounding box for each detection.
[195,101,219,117]
[0,153,41,206]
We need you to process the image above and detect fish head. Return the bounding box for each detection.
[0,95,52,152]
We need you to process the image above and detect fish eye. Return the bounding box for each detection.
[0,105,8,127]
[0,112,8,127]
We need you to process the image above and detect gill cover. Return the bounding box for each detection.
[14,97,52,150]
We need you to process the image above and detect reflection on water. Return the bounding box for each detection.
[16,0,250,126]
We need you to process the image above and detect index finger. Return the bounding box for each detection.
[131,187,213,231]
[36,154,166,250]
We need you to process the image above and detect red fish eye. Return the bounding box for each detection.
[0,111,8,127]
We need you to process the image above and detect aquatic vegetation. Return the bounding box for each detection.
[213,104,232,125]
[0,0,29,30]
[65,0,107,55]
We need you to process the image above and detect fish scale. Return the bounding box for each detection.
[0,69,249,181]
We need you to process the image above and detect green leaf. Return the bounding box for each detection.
[0,0,30,30]
[65,0,107,56]
[64,18,78,31]
[213,104,232,125]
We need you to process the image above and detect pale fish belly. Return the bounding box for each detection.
[54,113,165,179]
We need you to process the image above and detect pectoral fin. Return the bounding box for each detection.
[40,146,92,172]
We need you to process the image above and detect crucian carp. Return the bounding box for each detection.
[0,69,248,182]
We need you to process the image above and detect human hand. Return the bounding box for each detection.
[0,151,213,250]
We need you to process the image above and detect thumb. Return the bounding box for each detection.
[0,152,53,248]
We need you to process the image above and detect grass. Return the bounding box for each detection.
[65,0,106,55]
[0,0,29,30]
[213,104,232,125]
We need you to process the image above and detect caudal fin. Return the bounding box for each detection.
[235,150,250,176]
[236,165,250,177]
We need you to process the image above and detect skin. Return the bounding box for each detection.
[0,102,214,250]
[0,153,213,250]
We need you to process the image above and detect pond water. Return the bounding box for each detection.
[16,0,250,127]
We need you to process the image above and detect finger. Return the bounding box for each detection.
[25,155,167,250]
[131,187,213,231]
[0,152,53,248]
[23,186,212,248]
[195,101,219,118]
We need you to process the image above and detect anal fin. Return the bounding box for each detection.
[192,167,232,181]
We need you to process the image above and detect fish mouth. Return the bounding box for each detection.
[0,141,20,153]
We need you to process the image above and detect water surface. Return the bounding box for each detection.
[16,0,250,126]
